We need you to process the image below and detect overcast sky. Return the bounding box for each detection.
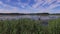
[0,0,60,13]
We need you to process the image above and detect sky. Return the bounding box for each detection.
[0,0,60,13]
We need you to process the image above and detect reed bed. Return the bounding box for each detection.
[0,18,60,34]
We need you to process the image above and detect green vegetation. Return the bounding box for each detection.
[0,18,60,34]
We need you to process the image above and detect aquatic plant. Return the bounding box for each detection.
[0,18,60,34]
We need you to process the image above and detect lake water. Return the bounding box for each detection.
[0,15,60,20]
[0,15,60,25]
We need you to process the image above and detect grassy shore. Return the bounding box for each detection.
[0,18,60,34]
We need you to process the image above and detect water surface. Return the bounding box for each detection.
[0,15,60,20]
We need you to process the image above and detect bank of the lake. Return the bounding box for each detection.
[0,18,60,34]
[0,15,60,20]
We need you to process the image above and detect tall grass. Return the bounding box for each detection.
[48,18,60,34]
[0,18,60,34]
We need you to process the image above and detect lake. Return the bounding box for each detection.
[0,15,60,20]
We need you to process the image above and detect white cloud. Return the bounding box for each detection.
[57,0,60,2]
[32,0,44,8]
[0,0,60,13]
[48,4,60,10]
[0,1,3,5]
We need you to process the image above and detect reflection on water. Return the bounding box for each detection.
[0,15,60,25]
[0,15,60,20]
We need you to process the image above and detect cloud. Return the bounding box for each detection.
[57,0,60,2]
[0,2,32,13]
[0,0,60,13]
[48,4,60,9]
[0,1,4,5]
[32,0,44,8]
